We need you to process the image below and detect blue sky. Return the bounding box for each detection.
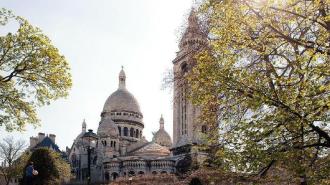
[0,0,193,150]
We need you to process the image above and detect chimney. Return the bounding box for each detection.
[38,132,45,142]
[49,134,56,143]
[29,137,38,148]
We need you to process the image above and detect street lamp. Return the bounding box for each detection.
[81,129,98,185]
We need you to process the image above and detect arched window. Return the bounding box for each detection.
[93,156,97,165]
[124,127,128,136]
[130,128,134,137]
[118,126,121,136]
[111,172,119,180]
[189,178,203,185]
[128,171,135,177]
[136,129,139,138]
[110,141,113,147]
[201,125,207,133]
[138,171,144,176]
[181,62,188,73]
[152,171,157,175]
[114,141,116,148]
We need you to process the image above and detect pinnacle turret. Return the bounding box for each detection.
[119,66,126,89]
[179,8,207,49]
[160,114,164,130]
[82,119,87,132]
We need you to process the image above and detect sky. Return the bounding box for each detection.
[0,0,193,150]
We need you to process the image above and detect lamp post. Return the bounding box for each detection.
[81,129,98,185]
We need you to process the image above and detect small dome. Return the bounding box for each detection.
[131,142,170,156]
[152,115,172,147]
[73,119,88,146]
[103,89,141,114]
[98,117,119,138]
[153,130,172,148]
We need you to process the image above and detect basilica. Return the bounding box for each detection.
[68,9,208,183]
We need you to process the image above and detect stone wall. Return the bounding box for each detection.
[110,174,178,185]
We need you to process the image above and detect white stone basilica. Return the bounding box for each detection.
[68,9,208,183]
[69,68,174,183]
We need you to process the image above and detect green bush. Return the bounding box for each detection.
[23,148,70,185]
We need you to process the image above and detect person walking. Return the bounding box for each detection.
[25,162,35,185]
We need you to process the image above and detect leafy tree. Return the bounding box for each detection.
[0,8,72,131]
[23,148,70,185]
[188,0,330,183]
[0,137,26,185]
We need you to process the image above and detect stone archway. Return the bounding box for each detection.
[189,177,203,185]
[111,172,119,180]
[128,171,135,177]
[176,155,192,174]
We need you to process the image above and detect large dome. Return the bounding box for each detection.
[102,67,142,115]
[103,89,141,114]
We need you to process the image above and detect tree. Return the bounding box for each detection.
[23,148,71,185]
[0,137,26,185]
[188,0,330,183]
[0,8,72,131]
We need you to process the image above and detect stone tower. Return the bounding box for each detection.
[172,9,208,170]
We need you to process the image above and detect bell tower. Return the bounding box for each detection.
[171,9,208,171]
[172,9,208,149]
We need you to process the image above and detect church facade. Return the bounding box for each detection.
[68,9,207,183]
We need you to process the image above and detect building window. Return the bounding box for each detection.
[118,126,121,136]
[180,82,187,135]
[135,129,139,138]
[130,128,134,137]
[181,62,188,73]
[114,141,116,148]
[201,125,207,133]
[124,127,128,136]
[93,156,97,165]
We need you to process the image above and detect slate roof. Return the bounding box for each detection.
[32,137,61,153]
